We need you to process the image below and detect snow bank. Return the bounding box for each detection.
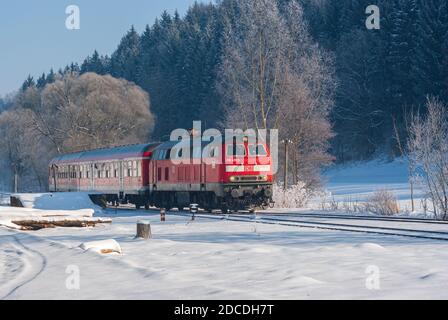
[0,206,109,230]
[13,192,102,212]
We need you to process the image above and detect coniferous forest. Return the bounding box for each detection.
[1,0,447,191]
[17,0,448,160]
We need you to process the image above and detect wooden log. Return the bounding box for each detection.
[136,220,151,239]
[11,219,111,231]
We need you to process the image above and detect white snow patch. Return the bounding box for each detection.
[355,242,386,252]
[0,206,107,230]
[13,192,102,212]
[80,239,122,255]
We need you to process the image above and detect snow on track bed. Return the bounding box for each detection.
[264,212,448,225]
[174,212,448,242]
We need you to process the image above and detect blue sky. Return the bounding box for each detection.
[0,0,202,96]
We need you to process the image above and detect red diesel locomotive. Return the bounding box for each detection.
[49,137,274,212]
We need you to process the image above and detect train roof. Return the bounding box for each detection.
[154,135,268,150]
[50,143,161,165]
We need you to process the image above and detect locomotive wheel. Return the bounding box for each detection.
[220,206,228,214]
[144,203,150,210]
[135,204,141,210]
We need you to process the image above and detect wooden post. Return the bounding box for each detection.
[13,167,18,194]
[136,220,151,239]
[160,208,166,222]
[190,204,198,221]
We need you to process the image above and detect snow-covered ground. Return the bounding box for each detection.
[14,192,102,212]
[0,159,447,299]
[315,158,428,216]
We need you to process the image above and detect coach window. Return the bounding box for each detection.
[86,166,90,179]
[133,161,138,177]
[127,161,132,177]
[113,163,118,178]
[105,164,110,178]
[136,161,141,177]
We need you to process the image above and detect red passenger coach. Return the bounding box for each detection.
[49,143,160,208]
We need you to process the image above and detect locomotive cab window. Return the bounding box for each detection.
[226,144,246,157]
[248,144,267,156]
[165,149,172,160]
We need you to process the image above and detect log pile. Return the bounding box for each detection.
[12,219,112,231]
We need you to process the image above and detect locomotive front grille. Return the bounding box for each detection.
[229,175,267,183]
[240,176,258,181]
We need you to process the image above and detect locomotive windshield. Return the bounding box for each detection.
[248,144,267,156]
[226,144,246,156]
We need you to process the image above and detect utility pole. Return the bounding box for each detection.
[12,164,18,193]
[282,139,292,190]
[52,164,58,192]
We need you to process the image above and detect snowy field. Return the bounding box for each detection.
[316,158,427,216]
[1,159,448,300]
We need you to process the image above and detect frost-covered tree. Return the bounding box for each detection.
[408,97,448,220]
[219,0,335,186]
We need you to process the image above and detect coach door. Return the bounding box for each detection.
[119,161,124,195]
[90,163,95,191]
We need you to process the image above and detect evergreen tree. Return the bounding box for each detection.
[36,73,47,89]
[414,0,448,102]
[81,50,110,75]
[46,69,56,84]
[110,26,141,82]
[21,75,35,91]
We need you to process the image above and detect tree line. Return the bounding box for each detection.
[20,0,447,162]
[2,0,447,191]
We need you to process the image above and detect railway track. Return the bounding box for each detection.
[261,212,448,225]
[104,206,448,241]
[171,211,448,242]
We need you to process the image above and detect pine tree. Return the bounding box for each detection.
[414,0,448,103]
[110,26,141,82]
[36,73,47,88]
[21,75,35,91]
[46,69,56,84]
[81,50,110,75]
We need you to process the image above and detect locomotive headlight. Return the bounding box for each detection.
[229,176,238,182]
[258,175,268,181]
